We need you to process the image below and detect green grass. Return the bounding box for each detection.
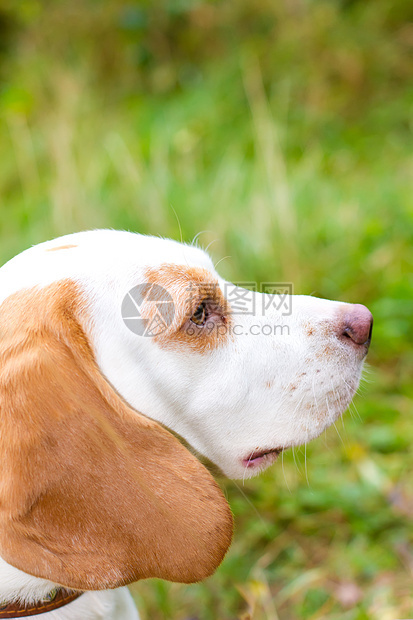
[0,2,412,618]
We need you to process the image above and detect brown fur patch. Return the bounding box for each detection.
[46,244,77,252]
[316,344,334,359]
[143,264,232,353]
[0,281,232,590]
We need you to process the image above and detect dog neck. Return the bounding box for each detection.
[0,558,59,606]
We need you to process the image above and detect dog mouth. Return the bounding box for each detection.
[242,447,284,469]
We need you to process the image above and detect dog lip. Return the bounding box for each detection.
[242,447,284,468]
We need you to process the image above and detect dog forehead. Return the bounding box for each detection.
[0,231,215,302]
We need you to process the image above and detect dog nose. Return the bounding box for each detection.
[340,304,373,346]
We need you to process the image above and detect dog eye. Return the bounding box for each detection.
[191,302,207,326]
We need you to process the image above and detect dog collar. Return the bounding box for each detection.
[0,589,82,617]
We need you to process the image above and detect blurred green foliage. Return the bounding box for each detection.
[0,1,412,618]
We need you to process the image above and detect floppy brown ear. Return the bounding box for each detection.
[0,281,233,590]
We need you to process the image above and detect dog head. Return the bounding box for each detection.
[0,230,372,590]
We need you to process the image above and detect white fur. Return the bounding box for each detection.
[0,559,138,619]
[0,230,369,618]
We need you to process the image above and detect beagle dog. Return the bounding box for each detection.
[0,230,372,619]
